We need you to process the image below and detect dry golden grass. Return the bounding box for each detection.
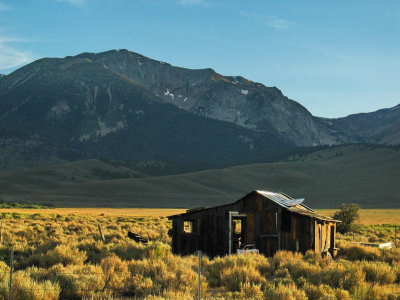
[0,208,186,217]
[0,208,398,224]
[316,209,400,225]
[0,209,398,299]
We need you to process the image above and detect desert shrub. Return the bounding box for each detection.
[100,254,129,291]
[264,283,308,300]
[352,282,400,300]
[334,288,352,300]
[127,274,154,297]
[270,250,303,269]
[50,264,106,300]
[284,260,320,283]
[303,283,336,300]
[339,243,380,261]
[205,254,269,290]
[360,261,396,284]
[383,247,400,264]
[0,270,60,300]
[126,256,202,297]
[309,263,365,293]
[143,296,166,300]
[144,241,171,259]
[219,264,267,291]
[12,212,22,219]
[304,250,332,267]
[110,240,146,260]
[239,282,264,299]
[30,244,87,267]
[0,260,9,280]
[78,240,110,263]
[394,263,400,283]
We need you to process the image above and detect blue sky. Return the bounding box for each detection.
[0,0,399,118]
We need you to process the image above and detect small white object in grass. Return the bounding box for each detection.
[164,88,174,99]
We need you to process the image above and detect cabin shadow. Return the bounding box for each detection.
[168,190,340,258]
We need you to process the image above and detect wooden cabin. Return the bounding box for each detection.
[168,190,340,258]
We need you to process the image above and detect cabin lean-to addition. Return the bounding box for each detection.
[168,190,340,258]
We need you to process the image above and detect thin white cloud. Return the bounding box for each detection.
[267,17,293,30]
[240,11,294,30]
[0,38,35,71]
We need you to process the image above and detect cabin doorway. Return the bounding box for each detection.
[228,212,247,254]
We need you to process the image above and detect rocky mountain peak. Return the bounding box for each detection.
[76,49,347,146]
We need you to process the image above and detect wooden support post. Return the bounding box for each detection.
[98,224,105,242]
[8,248,13,300]
[197,250,202,300]
[395,226,398,247]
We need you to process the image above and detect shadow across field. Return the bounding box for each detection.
[0,145,399,208]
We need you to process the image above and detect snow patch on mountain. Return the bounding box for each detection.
[164,88,174,99]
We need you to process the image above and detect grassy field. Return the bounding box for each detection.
[0,145,399,208]
[0,207,399,225]
[0,209,398,299]
[0,207,186,217]
[317,209,400,225]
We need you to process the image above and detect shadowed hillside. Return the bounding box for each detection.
[0,145,398,208]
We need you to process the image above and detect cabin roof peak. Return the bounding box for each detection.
[168,189,340,222]
[255,190,306,209]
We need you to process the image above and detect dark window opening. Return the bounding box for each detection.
[183,220,197,233]
[281,211,292,232]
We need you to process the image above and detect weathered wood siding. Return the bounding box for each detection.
[169,192,337,257]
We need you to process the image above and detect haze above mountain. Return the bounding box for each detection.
[0,49,399,171]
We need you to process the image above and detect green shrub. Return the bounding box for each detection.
[100,254,129,291]
[50,264,105,300]
[127,256,202,297]
[31,244,87,267]
[111,240,145,260]
[303,283,337,300]
[333,204,360,233]
[270,250,303,269]
[361,261,396,284]
[339,243,380,261]
[219,264,267,291]
[264,283,308,300]
[0,270,60,300]
[239,282,263,299]
[205,254,269,290]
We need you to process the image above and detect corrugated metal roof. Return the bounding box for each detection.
[256,190,306,209]
[288,207,339,222]
[255,190,339,221]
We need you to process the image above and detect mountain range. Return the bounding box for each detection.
[0,49,399,171]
